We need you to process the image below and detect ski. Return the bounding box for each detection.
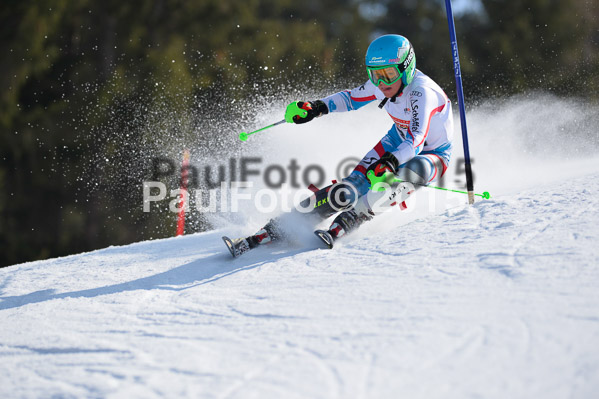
[222,236,251,258]
[223,228,338,258]
[314,229,335,249]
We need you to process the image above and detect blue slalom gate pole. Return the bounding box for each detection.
[444,0,475,204]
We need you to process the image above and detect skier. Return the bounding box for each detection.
[224,34,454,257]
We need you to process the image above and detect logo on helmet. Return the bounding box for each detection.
[402,47,414,71]
[369,56,385,64]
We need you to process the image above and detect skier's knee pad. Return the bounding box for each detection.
[397,157,431,185]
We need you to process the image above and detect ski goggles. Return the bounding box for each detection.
[367,65,403,86]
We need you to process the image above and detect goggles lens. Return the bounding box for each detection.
[367,65,402,86]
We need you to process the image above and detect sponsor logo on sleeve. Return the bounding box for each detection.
[328,99,337,112]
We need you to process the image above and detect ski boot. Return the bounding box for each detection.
[314,207,373,249]
[222,219,281,258]
[314,173,414,249]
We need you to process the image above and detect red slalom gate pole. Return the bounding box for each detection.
[176,149,190,236]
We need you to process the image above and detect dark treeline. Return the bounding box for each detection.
[1,0,598,267]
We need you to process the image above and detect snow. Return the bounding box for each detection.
[2,95,599,398]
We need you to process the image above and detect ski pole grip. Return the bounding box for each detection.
[284,101,308,123]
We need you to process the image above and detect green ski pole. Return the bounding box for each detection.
[238,102,309,141]
[367,170,490,199]
[417,182,491,199]
[239,119,286,142]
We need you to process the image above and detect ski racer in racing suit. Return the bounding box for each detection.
[224,34,454,256]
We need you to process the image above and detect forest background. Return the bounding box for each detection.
[2,0,598,267]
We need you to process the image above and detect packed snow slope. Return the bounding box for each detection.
[2,94,599,398]
[2,176,599,398]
